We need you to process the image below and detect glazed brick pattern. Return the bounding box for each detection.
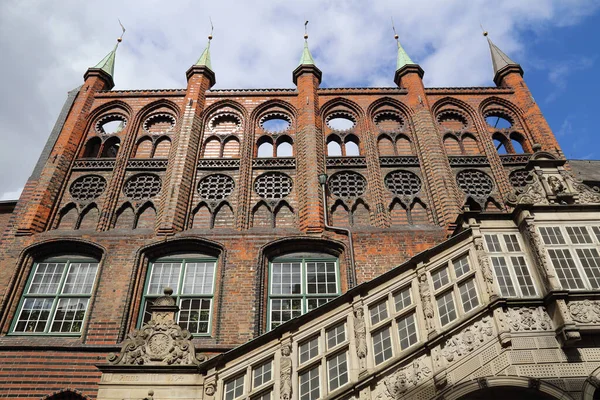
[0,62,564,398]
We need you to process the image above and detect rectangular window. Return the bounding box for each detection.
[299,366,320,400]
[437,291,457,326]
[458,279,479,313]
[548,249,585,289]
[253,360,272,388]
[327,352,349,391]
[369,301,388,325]
[484,234,537,297]
[299,336,319,364]
[566,226,593,244]
[397,313,418,350]
[453,256,470,278]
[539,227,566,245]
[393,286,412,312]
[431,267,450,290]
[326,323,346,349]
[142,259,216,335]
[269,258,339,330]
[13,260,99,334]
[224,375,245,400]
[577,248,600,288]
[372,327,393,365]
[251,391,271,400]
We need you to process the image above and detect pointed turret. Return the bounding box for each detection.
[186,36,216,86]
[293,29,322,85]
[393,34,423,86]
[484,33,523,86]
[84,38,122,89]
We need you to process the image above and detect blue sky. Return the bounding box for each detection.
[0,0,599,200]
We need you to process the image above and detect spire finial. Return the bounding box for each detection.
[194,19,213,69]
[391,18,415,70]
[117,19,126,44]
[483,28,523,85]
[304,20,309,40]
[480,22,488,37]
[208,17,214,41]
[392,17,399,41]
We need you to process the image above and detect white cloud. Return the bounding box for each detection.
[0,0,598,199]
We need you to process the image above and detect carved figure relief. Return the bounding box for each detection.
[506,170,548,206]
[280,341,293,400]
[506,307,553,331]
[559,168,600,204]
[474,237,496,297]
[377,356,432,399]
[418,273,435,334]
[353,303,368,371]
[441,317,493,363]
[568,300,600,323]
[522,219,560,291]
[547,175,566,194]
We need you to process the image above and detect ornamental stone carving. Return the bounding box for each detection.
[353,302,368,371]
[378,356,432,399]
[441,317,493,363]
[568,300,600,323]
[474,237,496,298]
[559,169,600,204]
[107,288,200,366]
[506,307,553,332]
[506,170,547,206]
[280,340,293,400]
[418,273,435,335]
[522,219,561,291]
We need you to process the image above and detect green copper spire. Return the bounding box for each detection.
[92,43,118,77]
[299,39,316,66]
[195,38,212,69]
[395,39,414,71]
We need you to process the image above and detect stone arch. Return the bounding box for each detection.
[202,99,248,127]
[249,99,298,124]
[213,202,234,229]
[135,202,156,230]
[100,136,121,158]
[510,131,530,153]
[203,135,222,158]
[327,134,343,156]
[582,365,600,400]
[409,198,429,225]
[378,134,396,156]
[395,134,413,155]
[442,376,573,400]
[274,201,295,228]
[275,135,294,157]
[389,198,409,225]
[256,135,274,158]
[135,98,181,122]
[461,133,481,155]
[153,136,171,158]
[56,203,78,230]
[492,132,510,155]
[82,137,102,158]
[444,134,461,155]
[252,201,273,228]
[134,136,153,158]
[114,202,135,229]
[321,97,366,123]
[222,136,240,158]
[367,96,414,121]
[479,96,525,121]
[86,100,133,132]
[432,97,479,126]
[344,134,360,156]
[42,388,92,400]
[77,203,99,230]
[191,202,212,229]
[351,198,370,226]
[330,199,350,227]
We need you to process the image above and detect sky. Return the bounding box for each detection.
[0,0,599,200]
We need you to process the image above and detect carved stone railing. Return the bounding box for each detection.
[72,158,116,170]
[127,159,168,170]
[500,153,532,165]
[252,157,296,169]
[326,156,367,168]
[197,158,241,169]
[379,156,419,167]
[448,155,489,167]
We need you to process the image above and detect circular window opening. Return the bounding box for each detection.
[485,114,512,129]
[96,115,126,135]
[261,114,291,133]
[327,115,355,131]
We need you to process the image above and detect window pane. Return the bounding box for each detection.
[271,262,301,295]
[576,248,600,289]
[307,297,332,311]
[326,323,346,349]
[372,327,393,365]
[29,263,66,294]
[459,279,479,313]
[253,360,272,388]
[327,352,349,391]
[182,262,215,294]
[14,298,53,332]
[251,391,271,400]
[503,234,521,252]
[453,256,470,278]
[142,298,154,324]
[548,249,585,289]
[437,292,456,326]
[299,366,320,400]
[178,298,211,334]
[306,261,337,294]
[397,313,418,350]
[484,235,502,253]
[539,227,565,245]
[270,299,302,329]
[148,262,182,294]
[491,256,516,297]
[431,267,450,290]
[393,287,412,312]
[592,226,600,242]
[50,298,89,333]
[62,263,99,294]
[299,337,319,364]
[510,256,536,297]
[224,375,245,400]
[369,301,388,325]
[566,226,593,244]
